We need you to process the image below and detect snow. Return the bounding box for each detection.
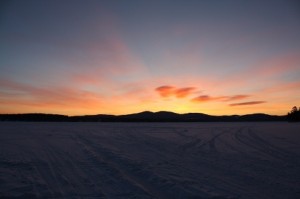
[0,122,300,199]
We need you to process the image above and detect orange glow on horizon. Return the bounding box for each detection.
[1,73,300,116]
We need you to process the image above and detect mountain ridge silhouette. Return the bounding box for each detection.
[0,111,285,122]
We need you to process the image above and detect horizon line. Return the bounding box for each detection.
[0,110,287,117]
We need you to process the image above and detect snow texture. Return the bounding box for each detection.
[0,122,300,199]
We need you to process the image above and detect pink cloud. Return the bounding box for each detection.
[155,84,252,104]
[155,86,175,97]
[175,87,197,98]
[155,86,196,98]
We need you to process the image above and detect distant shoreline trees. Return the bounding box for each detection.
[287,106,300,122]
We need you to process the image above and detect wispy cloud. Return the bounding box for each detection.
[175,87,197,98]
[222,95,250,101]
[229,101,266,106]
[155,86,175,97]
[0,78,104,111]
[191,95,226,102]
[192,94,250,103]
[155,85,196,98]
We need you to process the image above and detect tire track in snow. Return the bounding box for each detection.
[234,126,298,161]
[1,122,299,199]
[196,129,227,153]
[74,132,155,199]
[30,134,106,198]
[87,128,241,199]
[77,131,213,199]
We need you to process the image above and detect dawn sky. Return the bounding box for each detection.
[1,0,299,115]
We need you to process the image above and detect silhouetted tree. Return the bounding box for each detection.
[287,106,300,122]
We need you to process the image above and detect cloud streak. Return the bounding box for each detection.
[192,94,250,103]
[222,95,250,101]
[229,101,266,106]
[191,95,226,102]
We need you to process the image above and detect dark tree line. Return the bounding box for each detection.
[287,106,300,122]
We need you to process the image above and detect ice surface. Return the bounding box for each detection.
[0,122,300,198]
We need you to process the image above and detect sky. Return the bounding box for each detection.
[0,0,299,116]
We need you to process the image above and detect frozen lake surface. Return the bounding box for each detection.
[0,122,300,199]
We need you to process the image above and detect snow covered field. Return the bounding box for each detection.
[0,122,299,199]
